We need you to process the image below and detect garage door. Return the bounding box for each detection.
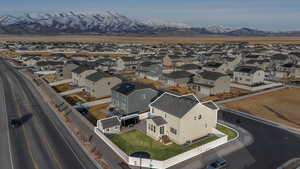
[200,87,210,96]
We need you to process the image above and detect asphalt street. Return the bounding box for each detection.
[0,59,99,169]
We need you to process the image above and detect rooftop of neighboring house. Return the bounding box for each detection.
[86,71,115,82]
[203,62,223,68]
[163,71,194,79]
[99,116,120,129]
[112,82,154,95]
[71,64,94,74]
[272,54,288,60]
[234,65,262,74]
[197,70,228,81]
[120,56,137,62]
[36,60,64,66]
[178,64,201,71]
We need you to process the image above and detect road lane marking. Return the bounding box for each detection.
[8,76,40,169]
[0,74,15,169]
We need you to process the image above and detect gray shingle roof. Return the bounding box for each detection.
[199,71,227,81]
[112,82,153,95]
[150,116,167,126]
[100,117,121,129]
[151,93,199,118]
[86,71,112,82]
[234,66,261,74]
[71,65,93,74]
[164,71,193,79]
[202,101,218,110]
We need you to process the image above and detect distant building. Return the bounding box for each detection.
[85,71,122,98]
[191,71,230,96]
[233,66,265,85]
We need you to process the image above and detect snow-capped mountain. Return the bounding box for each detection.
[142,19,191,29]
[0,11,293,36]
[0,11,158,34]
[204,25,237,34]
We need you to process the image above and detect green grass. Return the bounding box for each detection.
[110,129,219,160]
[216,124,238,140]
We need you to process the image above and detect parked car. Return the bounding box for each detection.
[206,158,228,169]
[10,118,22,128]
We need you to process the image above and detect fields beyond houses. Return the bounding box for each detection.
[223,87,300,129]
[2,35,300,44]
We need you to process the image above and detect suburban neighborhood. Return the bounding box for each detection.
[1,39,300,169]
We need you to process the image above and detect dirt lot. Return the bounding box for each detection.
[135,78,163,87]
[2,35,300,44]
[223,88,300,129]
[52,83,74,93]
[200,87,252,102]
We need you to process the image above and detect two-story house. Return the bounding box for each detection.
[136,62,163,81]
[111,82,159,115]
[116,57,139,71]
[85,71,122,98]
[191,71,230,96]
[233,66,265,85]
[147,92,218,145]
[71,65,97,87]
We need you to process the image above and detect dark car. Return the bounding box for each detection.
[10,118,22,128]
[206,158,228,169]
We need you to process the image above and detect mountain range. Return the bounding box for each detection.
[0,11,299,36]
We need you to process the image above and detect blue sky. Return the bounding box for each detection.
[1,0,300,31]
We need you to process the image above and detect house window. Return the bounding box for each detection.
[154,126,156,133]
[148,124,151,131]
[198,115,202,119]
[205,124,208,128]
[194,116,196,120]
[106,128,109,131]
[170,127,177,135]
[160,126,164,135]
[108,82,111,85]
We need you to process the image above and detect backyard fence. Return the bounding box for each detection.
[230,81,282,91]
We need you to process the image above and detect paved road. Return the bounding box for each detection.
[0,59,99,169]
[220,110,300,169]
[167,109,300,169]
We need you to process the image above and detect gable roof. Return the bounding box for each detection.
[150,93,199,118]
[203,62,222,68]
[99,116,121,129]
[179,64,201,70]
[202,101,218,110]
[86,71,113,82]
[72,65,93,74]
[198,71,227,81]
[164,71,193,79]
[234,66,261,74]
[112,82,153,95]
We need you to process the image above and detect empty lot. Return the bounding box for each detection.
[223,88,300,129]
[2,35,300,44]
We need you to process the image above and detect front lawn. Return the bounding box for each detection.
[110,129,219,160]
[216,124,238,140]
